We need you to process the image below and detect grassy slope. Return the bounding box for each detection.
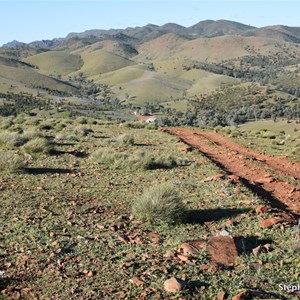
[73,50,136,77]
[0,115,298,299]
[24,51,83,75]
[223,120,300,161]
[0,64,77,94]
[114,71,191,104]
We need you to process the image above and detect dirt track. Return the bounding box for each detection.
[163,128,300,216]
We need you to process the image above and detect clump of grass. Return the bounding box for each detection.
[0,150,25,174]
[90,148,126,165]
[132,183,186,224]
[0,118,14,129]
[261,131,277,139]
[67,126,93,137]
[110,134,135,146]
[38,123,54,131]
[122,122,145,129]
[22,137,53,155]
[76,117,88,124]
[90,148,180,170]
[146,123,158,130]
[0,131,27,147]
[54,133,79,143]
[55,122,67,131]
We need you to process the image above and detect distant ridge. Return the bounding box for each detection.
[5,19,300,49]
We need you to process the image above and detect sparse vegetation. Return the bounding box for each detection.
[0,18,300,300]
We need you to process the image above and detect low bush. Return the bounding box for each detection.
[131,183,186,224]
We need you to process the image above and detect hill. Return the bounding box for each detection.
[0,19,299,110]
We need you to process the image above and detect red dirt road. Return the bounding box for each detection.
[163,128,300,216]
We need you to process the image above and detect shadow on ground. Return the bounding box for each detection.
[185,208,251,224]
[25,168,72,175]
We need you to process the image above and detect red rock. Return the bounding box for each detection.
[177,254,190,262]
[252,245,262,256]
[129,277,145,286]
[232,290,250,300]
[179,243,198,256]
[254,176,274,184]
[256,205,268,214]
[164,277,187,293]
[206,236,238,266]
[163,250,174,258]
[217,291,226,300]
[179,146,192,152]
[260,218,281,228]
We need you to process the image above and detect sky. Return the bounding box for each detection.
[0,0,299,46]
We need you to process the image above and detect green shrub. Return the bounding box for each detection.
[0,150,25,174]
[132,183,186,224]
[22,137,53,155]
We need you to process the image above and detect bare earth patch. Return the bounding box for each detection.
[163,127,300,216]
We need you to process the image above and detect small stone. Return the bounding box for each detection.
[177,254,189,262]
[163,250,174,258]
[254,176,274,184]
[164,277,187,293]
[260,218,281,228]
[256,205,268,214]
[219,229,231,236]
[179,243,199,256]
[129,277,144,286]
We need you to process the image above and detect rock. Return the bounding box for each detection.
[206,236,238,266]
[254,175,274,184]
[163,250,174,258]
[177,254,190,262]
[179,146,192,152]
[260,218,281,228]
[217,291,226,300]
[256,205,268,214]
[219,228,231,236]
[232,290,250,300]
[164,277,187,293]
[129,277,145,286]
[252,245,262,256]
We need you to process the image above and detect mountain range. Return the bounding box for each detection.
[0,19,300,108]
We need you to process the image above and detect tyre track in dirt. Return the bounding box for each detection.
[163,128,300,217]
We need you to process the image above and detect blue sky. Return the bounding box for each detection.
[1,0,299,46]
